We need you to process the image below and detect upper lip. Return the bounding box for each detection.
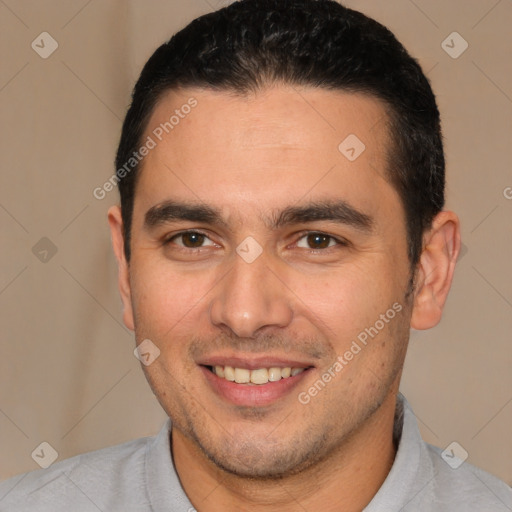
[197,355,315,370]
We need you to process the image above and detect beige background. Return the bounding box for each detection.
[1,0,511,485]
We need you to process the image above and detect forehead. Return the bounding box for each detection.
[135,86,400,226]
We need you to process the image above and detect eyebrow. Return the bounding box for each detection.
[144,199,374,233]
[145,201,228,229]
[270,200,374,232]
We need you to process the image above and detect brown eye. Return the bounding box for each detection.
[295,232,348,251]
[169,231,215,248]
[181,232,205,247]
[306,233,332,249]
[296,232,339,250]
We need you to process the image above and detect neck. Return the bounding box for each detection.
[173,392,398,512]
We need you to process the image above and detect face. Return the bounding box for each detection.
[113,86,416,478]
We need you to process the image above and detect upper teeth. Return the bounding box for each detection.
[213,366,305,384]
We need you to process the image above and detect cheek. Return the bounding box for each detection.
[291,259,396,340]
[130,262,215,402]
[130,259,215,342]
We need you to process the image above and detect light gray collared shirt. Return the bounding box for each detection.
[1,394,510,511]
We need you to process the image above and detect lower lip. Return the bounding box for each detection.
[201,366,311,407]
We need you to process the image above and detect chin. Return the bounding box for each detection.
[207,454,301,480]
[197,434,328,480]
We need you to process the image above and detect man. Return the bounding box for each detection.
[1,0,510,510]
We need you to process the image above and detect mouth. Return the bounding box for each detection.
[207,365,306,385]
[199,358,314,407]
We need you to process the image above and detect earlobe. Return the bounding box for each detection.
[410,210,461,330]
[107,206,135,331]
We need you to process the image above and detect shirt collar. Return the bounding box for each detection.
[145,416,193,511]
[364,393,433,511]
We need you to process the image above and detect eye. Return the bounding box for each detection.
[296,232,343,250]
[167,231,217,249]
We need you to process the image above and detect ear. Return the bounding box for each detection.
[108,206,135,331]
[410,210,461,330]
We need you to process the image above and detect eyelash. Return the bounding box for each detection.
[164,230,348,252]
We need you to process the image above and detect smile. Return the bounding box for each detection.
[209,365,306,385]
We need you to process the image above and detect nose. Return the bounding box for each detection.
[209,249,294,339]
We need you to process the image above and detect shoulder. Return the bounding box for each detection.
[380,395,512,512]
[423,442,512,510]
[0,435,154,512]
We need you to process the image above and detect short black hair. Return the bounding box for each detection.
[116,0,444,266]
